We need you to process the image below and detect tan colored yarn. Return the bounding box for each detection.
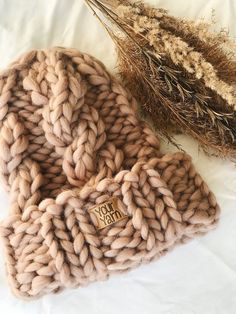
[0,47,220,299]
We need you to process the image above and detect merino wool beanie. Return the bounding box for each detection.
[0,47,220,299]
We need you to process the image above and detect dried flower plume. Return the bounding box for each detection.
[85,0,236,158]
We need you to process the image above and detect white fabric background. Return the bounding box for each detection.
[0,0,235,313]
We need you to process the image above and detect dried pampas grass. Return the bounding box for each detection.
[85,0,236,158]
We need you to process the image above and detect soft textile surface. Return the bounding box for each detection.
[0,47,220,299]
[0,0,235,312]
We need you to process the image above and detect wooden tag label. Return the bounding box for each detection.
[88,197,127,229]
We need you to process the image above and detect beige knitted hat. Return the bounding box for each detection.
[0,47,220,299]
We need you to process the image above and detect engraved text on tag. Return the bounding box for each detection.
[88,197,127,229]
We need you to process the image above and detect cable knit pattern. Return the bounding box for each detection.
[0,47,220,299]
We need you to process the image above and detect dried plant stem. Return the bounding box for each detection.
[118,39,236,153]
[85,0,236,158]
[119,8,236,109]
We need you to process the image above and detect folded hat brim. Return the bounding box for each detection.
[0,152,219,299]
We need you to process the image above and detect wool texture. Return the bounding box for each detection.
[0,47,220,299]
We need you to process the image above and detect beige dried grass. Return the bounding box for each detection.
[85,0,236,158]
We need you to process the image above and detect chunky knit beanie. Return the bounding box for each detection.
[0,47,220,299]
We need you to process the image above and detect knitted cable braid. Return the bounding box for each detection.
[0,47,220,299]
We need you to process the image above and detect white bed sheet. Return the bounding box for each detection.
[0,1,235,313]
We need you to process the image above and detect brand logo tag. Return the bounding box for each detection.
[88,197,127,229]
